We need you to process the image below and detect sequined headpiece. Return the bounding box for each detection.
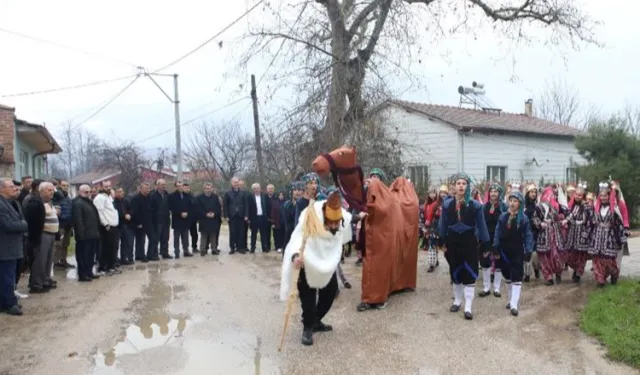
[302,173,320,184]
[449,172,472,203]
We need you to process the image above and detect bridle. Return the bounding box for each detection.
[321,152,367,212]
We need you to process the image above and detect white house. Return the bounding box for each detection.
[379,99,585,191]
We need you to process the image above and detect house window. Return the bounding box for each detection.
[486,166,507,184]
[566,167,577,183]
[19,151,29,177]
[408,165,428,192]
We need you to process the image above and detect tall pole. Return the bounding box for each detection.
[251,74,265,186]
[173,74,183,181]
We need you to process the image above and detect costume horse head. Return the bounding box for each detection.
[312,145,367,212]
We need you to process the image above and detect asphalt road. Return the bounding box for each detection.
[0,232,638,375]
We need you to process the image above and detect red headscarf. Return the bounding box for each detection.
[540,186,559,211]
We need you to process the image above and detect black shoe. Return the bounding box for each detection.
[510,308,519,316]
[79,276,92,282]
[312,321,333,332]
[572,272,580,283]
[5,305,23,316]
[555,275,562,284]
[301,328,313,346]
[493,291,501,298]
[344,282,352,289]
[534,269,540,279]
[174,254,181,259]
[141,257,149,263]
[478,290,491,297]
[201,251,207,256]
[449,304,461,313]
[135,257,143,261]
[356,302,386,312]
[148,257,160,261]
[45,283,57,289]
[249,249,256,254]
[29,287,49,294]
[53,261,66,269]
[238,249,247,254]
[427,266,435,273]
[505,303,511,309]
[120,259,134,265]
[184,252,193,257]
[545,279,554,286]
[162,254,173,259]
[524,275,530,283]
[213,250,220,255]
[611,276,618,285]
[263,249,270,253]
[229,250,236,254]
[91,274,100,279]
[464,311,473,320]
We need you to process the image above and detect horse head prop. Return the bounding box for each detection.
[312,145,367,212]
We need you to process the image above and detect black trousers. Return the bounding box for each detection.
[242,221,249,250]
[135,227,156,259]
[446,230,479,285]
[498,247,525,283]
[273,227,285,250]
[250,216,270,251]
[155,223,170,256]
[297,268,338,329]
[76,239,98,278]
[228,216,245,251]
[99,227,119,271]
[189,221,198,250]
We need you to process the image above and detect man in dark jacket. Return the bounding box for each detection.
[223,177,248,254]
[114,187,135,265]
[239,179,251,250]
[0,178,28,315]
[130,182,157,262]
[18,175,32,204]
[72,185,101,282]
[248,182,272,253]
[197,182,222,255]
[168,181,193,258]
[150,179,171,259]
[24,181,57,294]
[54,180,74,270]
[182,183,199,254]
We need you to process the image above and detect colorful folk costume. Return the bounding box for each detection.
[564,182,592,282]
[532,186,566,285]
[522,183,541,282]
[280,188,352,346]
[492,189,533,316]
[423,185,447,272]
[438,173,490,320]
[479,183,508,297]
[588,182,627,287]
[611,181,631,268]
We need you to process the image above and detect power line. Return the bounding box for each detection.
[152,0,265,73]
[70,76,140,131]
[137,96,250,144]
[0,74,136,98]
[0,27,140,68]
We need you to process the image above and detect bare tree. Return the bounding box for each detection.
[239,0,597,151]
[184,121,253,183]
[52,122,101,179]
[536,78,581,126]
[93,141,150,194]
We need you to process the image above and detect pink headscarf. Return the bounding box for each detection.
[540,186,559,211]
[594,182,618,214]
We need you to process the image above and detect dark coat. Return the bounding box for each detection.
[0,196,28,261]
[249,193,272,221]
[196,193,222,233]
[24,195,45,246]
[130,193,154,230]
[268,195,284,229]
[282,200,297,235]
[150,190,170,226]
[72,196,101,241]
[55,192,73,226]
[223,189,248,219]
[168,191,193,231]
[114,197,135,229]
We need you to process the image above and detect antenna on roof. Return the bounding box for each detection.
[458,82,502,115]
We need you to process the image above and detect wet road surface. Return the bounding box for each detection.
[1,232,639,375]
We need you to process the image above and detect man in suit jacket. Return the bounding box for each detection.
[248,182,272,253]
[223,177,248,254]
[168,181,193,258]
[150,179,171,259]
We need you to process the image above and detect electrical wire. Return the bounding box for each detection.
[0,74,136,98]
[0,27,139,68]
[70,76,140,131]
[137,96,250,144]
[152,0,265,73]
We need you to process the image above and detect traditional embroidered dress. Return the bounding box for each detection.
[492,190,533,316]
[423,185,446,272]
[588,182,626,287]
[522,183,541,281]
[611,181,630,269]
[565,182,592,282]
[438,173,490,320]
[479,183,508,297]
[531,186,565,285]
[280,189,352,345]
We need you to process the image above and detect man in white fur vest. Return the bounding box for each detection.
[280,187,352,346]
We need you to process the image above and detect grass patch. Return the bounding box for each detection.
[580,280,640,368]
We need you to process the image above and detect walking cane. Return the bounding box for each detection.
[277,200,323,352]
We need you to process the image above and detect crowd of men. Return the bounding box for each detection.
[0,175,287,316]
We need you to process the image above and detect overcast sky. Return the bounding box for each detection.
[1,0,637,152]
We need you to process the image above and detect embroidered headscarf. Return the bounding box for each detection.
[449,173,472,203]
[302,172,320,184]
[595,181,618,213]
[484,183,504,205]
[368,168,387,182]
[540,186,559,211]
[569,181,587,209]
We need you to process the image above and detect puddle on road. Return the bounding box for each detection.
[92,322,281,375]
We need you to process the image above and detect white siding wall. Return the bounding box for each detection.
[384,106,460,186]
[384,105,586,185]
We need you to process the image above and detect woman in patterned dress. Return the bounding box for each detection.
[531,186,566,285]
[562,182,592,283]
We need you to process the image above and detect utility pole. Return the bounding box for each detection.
[250,74,265,186]
[144,70,183,181]
[173,74,182,181]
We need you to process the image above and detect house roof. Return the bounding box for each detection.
[0,103,14,111]
[69,170,121,185]
[387,99,583,137]
[15,119,63,154]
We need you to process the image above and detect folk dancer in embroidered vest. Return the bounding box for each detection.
[522,183,541,282]
[531,186,566,285]
[588,182,627,287]
[479,182,508,298]
[492,189,533,316]
[437,173,490,320]
[423,185,447,273]
[562,182,592,283]
[280,188,352,346]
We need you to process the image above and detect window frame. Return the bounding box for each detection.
[485,165,507,184]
